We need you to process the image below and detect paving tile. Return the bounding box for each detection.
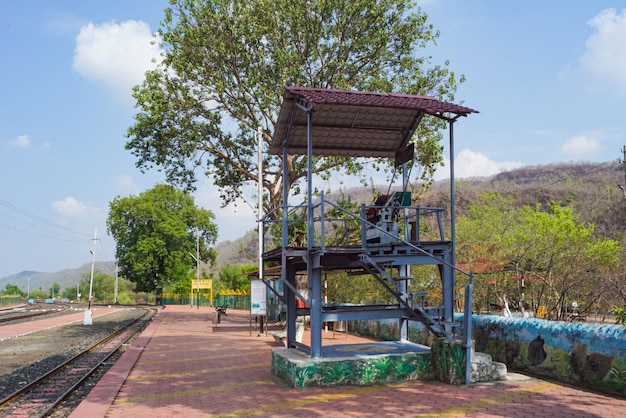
[68,305,626,417]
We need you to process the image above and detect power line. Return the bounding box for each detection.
[0,199,90,242]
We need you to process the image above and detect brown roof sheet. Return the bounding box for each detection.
[270,87,478,158]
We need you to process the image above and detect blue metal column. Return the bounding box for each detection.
[445,120,457,331]
[285,263,297,345]
[399,163,409,341]
[282,142,296,344]
[310,260,322,358]
[305,106,322,358]
[441,250,455,335]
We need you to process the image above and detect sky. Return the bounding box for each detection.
[1,1,625,280]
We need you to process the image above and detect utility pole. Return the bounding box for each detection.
[620,146,626,200]
[196,230,200,309]
[189,230,201,309]
[84,228,97,325]
[257,126,265,336]
[88,229,97,310]
[622,146,626,192]
[114,261,119,305]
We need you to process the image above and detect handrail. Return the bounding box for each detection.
[318,197,473,280]
[261,197,472,281]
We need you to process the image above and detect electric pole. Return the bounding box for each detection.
[620,146,626,200]
[88,229,97,310]
[83,229,97,325]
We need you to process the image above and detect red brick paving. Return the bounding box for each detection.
[67,305,626,417]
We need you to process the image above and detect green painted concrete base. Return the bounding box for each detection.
[270,346,434,388]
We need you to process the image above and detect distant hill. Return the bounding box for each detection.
[215,161,626,267]
[0,262,116,296]
[421,161,626,242]
[4,161,624,290]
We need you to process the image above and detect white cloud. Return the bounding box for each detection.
[435,149,524,180]
[561,135,601,156]
[115,174,137,192]
[73,20,162,102]
[578,8,626,94]
[7,134,30,148]
[52,196,89,217]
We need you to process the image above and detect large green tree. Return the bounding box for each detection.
[107,184,218,292]
[126,0,464,216]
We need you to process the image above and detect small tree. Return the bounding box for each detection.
[2,284,24,297]
[29,288,46,299]
[218,264,255,293]
[61,286,78,301]
[610,306,626,325]
[49,283,60,298]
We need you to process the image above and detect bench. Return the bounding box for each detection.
[567,312,587,322]
[269,322,304,347]
[216,304,228,315]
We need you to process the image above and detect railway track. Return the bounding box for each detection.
[0,303,73,324]
[0,307,156,417]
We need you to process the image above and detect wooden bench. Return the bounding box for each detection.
[269,322,304,347]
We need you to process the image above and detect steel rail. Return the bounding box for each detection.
[0,303,73,324]
[0,307,156,417]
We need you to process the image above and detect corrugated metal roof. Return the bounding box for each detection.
[270,87,478,158]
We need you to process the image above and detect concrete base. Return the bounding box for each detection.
[471,352,508,383]
[83,309,93,325]
[271,341,433,388]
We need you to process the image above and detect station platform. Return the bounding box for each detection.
[66,305,625,417]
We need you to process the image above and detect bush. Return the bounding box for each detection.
[610,306,626,326]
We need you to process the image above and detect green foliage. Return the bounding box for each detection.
[324,194,363,246]
[217,263,255,293]
[49,282,60,298]
[2,283,23,296]
[107,184,217,292]
[61,286,78,301]
[126,0,462,219]
[76,271,137,304]
[456,192,622,316]
[326,271,390,304]
[29,288,47,299]
[610,306,626,326]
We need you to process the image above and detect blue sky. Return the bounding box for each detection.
[1,1,625,280]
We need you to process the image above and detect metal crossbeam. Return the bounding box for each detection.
[359,254,451,339]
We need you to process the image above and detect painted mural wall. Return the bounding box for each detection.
[470,315,626,396]
[354,315,626,396]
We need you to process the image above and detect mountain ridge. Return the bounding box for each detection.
[3,161,624,293]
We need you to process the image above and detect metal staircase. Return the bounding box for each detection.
[358,253,451,338]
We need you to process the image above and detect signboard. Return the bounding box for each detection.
[193,278,213,289]
[250,280,267,315]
